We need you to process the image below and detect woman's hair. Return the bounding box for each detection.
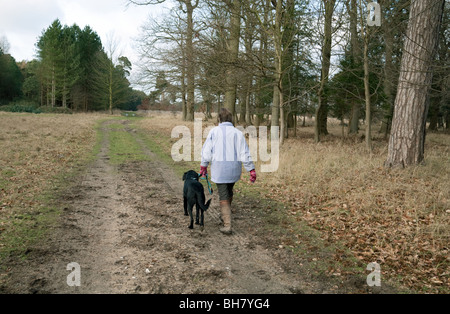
[218,108,233,124]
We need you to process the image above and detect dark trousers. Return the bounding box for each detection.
[216,183,235,201]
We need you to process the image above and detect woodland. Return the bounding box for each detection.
[1,1,448,162]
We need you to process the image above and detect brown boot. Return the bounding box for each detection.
[219,200,232,235]
[219,198,233,223]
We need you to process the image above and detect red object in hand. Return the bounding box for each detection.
[200,166,208,177]
[250,169,256,183]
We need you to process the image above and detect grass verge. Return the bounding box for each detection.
[0,113,103,266]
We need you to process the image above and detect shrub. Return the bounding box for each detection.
[0,101,40,113]
[0,101,73,114]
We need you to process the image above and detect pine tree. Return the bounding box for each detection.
[386,0,445,167]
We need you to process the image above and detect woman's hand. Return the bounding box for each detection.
[250,169,256,183]
[200,166,208,177]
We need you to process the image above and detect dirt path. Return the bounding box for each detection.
[2,120,357,294]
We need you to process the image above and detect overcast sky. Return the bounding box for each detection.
[0,0,172,89]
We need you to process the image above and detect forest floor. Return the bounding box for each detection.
[0,116,392,295]
[0,112,447,294]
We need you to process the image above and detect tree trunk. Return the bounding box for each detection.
[224,0,241,117]
[109,63,113,115]
[51,65,56,107]
[279,89,285,144]
[243,20,253,125]
[40,81,45,107]
[254,0,270,128]
[348,0,361,134]
[272,0,283,143]
[245,87,251,125]
[180,33,187,121]
[62,83,67,108]
[185,1,196,121]
[428,99,439,131]
[385,0,445,168]
[363,34,372,152]
[349,105,360,134]
[315,0,335,143]
[238,94,245,123]
[380,0,395,138]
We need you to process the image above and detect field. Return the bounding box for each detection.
[0,112,102,258]
[0,111,448,293]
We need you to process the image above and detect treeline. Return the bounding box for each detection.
[131,0,449,145]
[0,20,146,113]
[0,45,23,103]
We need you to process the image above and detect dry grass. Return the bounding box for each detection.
[0,112,104,256]
[264,126,449,293]
[138,111,449,293]
[1,111,447,292]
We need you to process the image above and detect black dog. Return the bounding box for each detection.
[182,170,212,229]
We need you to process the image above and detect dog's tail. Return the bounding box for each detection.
[204,199,212,211]
[197,192,212,212]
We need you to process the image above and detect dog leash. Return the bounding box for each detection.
[199,173,213,195]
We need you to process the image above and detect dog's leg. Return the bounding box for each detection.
[183,197,188,216]
[195,202,200,225]
[200,208,204,227]
[188,203,194,229]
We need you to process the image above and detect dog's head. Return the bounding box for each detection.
[183,170,200,182]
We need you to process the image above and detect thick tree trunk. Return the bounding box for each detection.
[428,98,440,131]
[314,1,333,142]
[385,0,445,168]
[349,105,360,134]
[314,0,335,143]
[280,0,295,143]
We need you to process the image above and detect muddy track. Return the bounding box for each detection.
[1,120,359,294]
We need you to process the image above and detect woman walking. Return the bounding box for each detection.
[200,108,257,235]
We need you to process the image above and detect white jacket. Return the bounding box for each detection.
[201,122,255,184]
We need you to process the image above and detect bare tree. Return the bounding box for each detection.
[129,0,199,121]
[0,35,10,54]
[105,32,124,115]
